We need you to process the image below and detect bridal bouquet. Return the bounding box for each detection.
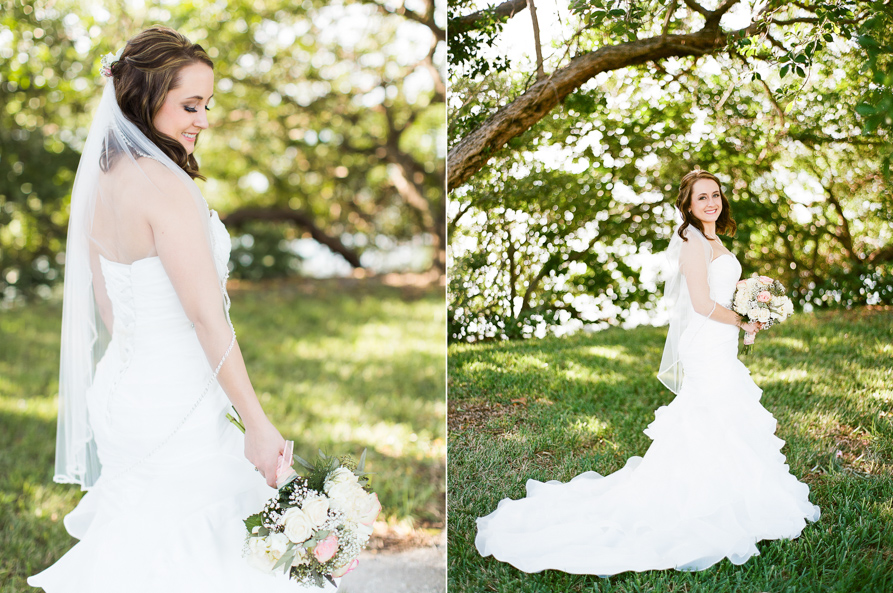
[227,411,380,588]
[731,275,794,353]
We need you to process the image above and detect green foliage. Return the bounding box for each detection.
[228,222,303,281]
[448,308,893,592]
[0,277,445,590]
[448,1,893,341]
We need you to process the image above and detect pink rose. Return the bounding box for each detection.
[331,558,359,578]
[759,275,773,285]
[736,280,747,288]
[313,533,339,563]
[757,291,771,303]
[276,440,298,489]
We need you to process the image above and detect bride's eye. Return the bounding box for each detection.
[184,106,198,113]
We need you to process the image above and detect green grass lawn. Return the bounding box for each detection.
[0,277,445,592]
[448,308,893,593]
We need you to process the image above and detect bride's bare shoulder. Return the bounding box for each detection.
[103,156,193,202]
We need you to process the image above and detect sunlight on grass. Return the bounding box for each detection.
[772,368,811,382]
[568,415,611,438]
[871,390,893,403]
[584,344,634,363]
[770,337,809,351]
[513,354,551,371]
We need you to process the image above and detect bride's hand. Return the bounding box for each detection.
[741,321,762,334]
[244,417,285,488]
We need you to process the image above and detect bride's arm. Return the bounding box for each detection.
[142,168,284,487]
[680,239,760,334]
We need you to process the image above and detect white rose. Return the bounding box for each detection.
[268,532,290,560]
[282,507,314,543]
[355,522,374,540]
[302,495,330,527]
[325,468,359,492]
[783,300,794,315]
[757,308,770,323]
[247,536,277,572]
[327,482,362,510]
[353,492,381,525]
[291,547,311,567]
[747,305,760,320]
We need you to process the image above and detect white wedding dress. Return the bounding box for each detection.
[29,210,332,592]
[475,253,820,575]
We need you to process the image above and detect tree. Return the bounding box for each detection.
[0,0,445,303]
[448,0,869,189]
[447,0,892,342]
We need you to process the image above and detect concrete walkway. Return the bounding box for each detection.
[339,531,446,593]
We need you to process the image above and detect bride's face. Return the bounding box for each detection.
[689,178,722,224]
[154,62,214,155]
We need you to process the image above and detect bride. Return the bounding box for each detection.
[28,26,335,591]
[475,169,821,575]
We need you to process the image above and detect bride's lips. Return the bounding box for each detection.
[182,131,198,143]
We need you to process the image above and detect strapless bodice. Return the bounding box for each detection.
[707,253,742,306]
[99,210,231,352]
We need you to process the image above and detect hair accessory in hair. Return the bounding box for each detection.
[100,47,124,78]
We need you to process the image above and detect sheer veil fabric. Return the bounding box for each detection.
[475,223,820,575]
[658,225,713,394]
[55,80,232,490]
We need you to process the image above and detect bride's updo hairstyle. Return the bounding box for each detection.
[107,25,213,180]
[675,169,737,241]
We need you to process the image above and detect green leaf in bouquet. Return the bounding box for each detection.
[273,547,297,574]
[244,513,263,533]
[294,454,315,471]
[357,448,367,472]
[311,571,325,588]
[302,529,330,548]
[325,575,337,588]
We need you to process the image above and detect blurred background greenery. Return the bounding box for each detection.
[448,0,892,342]
[0,0,445,588]
[1,0,445,300]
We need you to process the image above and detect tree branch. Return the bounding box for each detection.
[221,207,363,268]
[449,28,731,189]
[362,0,444,41]
[451,0,528,34]
[527,0,546,80]
[683,0,711,17]
[662,0,678,36]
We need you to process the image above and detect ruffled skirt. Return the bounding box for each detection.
[475,319,820,575]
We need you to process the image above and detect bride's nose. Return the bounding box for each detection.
[194,110,209,129]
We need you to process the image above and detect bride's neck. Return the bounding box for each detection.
[701,222,717,238]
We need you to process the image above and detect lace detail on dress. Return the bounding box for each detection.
[99,256,136,422]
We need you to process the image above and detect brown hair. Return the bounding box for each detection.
[675,169,737,240]
[109,26,213,180]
